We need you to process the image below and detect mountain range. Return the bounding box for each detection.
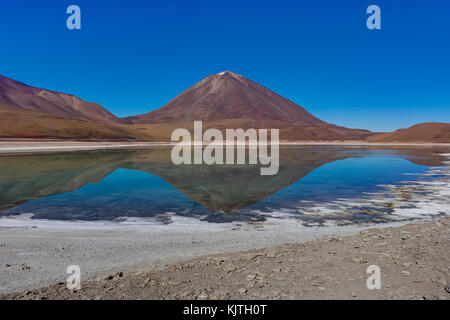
[0,72,448,142]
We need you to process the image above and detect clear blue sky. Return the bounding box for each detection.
[0,0,449,132]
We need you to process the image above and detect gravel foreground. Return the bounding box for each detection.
[2,218,449,300]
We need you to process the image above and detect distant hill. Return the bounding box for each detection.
[0,107,148,140]
[367,123,450,143]
[125,71,373,141]
[0,75,120,123]
[0,75,148,140]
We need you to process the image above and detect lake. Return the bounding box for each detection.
[1,145,449,227]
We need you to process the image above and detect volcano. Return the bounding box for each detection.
[126,71,372,141]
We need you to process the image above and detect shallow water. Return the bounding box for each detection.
[1,145,449,226]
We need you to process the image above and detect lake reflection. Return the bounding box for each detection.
[0,146,449,225]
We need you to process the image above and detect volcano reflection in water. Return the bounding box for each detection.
[1,146,449,224]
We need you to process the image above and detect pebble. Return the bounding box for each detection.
[401,262,411,267]
[104,272,123,281]
[352,257,368,264]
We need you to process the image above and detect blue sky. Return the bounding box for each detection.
[0,0,449,132]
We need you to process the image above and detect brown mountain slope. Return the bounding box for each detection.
[0,74,119,123]
[0,107,150,140]
[367,122,450,143]
[125,71,372,141]
[0,75,151,140]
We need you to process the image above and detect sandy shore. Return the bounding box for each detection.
[0,216,398,295]
[0,216,449,300]
[1,139,450,153]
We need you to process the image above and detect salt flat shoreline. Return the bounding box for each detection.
[0,214,423,295]
[0,139,449,154]
[1,217,449,300]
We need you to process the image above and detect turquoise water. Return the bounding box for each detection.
[1,146,449,225]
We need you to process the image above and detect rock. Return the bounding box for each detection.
[198,291,209,299]
[104,272,123,280]
[105,273,116,280]
[246,274,256,281]
[238,288,247,294]
[216,289,229,298]
[401,270,411,276]
[351,257,368,264]
[401,234,413,240]
[225,267,236,273]
[445,283,450,294]
[401,262,411,268]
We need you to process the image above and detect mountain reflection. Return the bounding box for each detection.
[0,146,448,221]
